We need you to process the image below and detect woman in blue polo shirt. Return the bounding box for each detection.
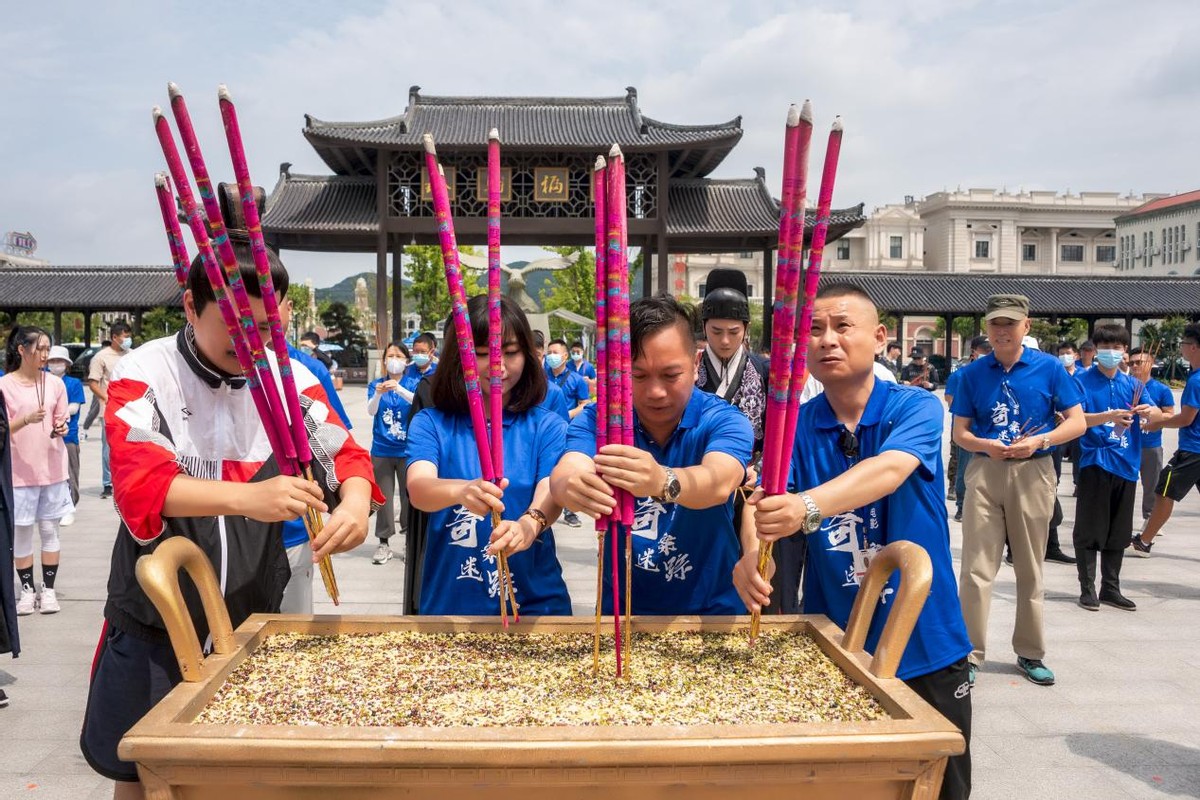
[367,341,419,565]
[406,295,571,616]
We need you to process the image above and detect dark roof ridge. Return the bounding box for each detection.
[640,113,742,134]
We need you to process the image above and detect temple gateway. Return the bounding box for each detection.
[260,86,866,345]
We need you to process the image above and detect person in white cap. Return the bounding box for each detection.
[46,346,85,525]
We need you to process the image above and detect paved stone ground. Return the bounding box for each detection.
[2,388,1198,799]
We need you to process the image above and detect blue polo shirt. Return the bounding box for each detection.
[367,364,429,459]
[1076,367,1142,483]
[950,347,1083,449]
[288,344,351,428]
[567,359,597,381]
[548,367,590,407]
[1140,379,1174,449]
[540,381,571,421]
[1178,369,1200,453]
[61,374,86,445]
[565,387,753,615]
[943,367,963,400]
[408,405,571,616]
[790,380,972,680]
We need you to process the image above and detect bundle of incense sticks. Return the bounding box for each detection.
[423,133,518,626]
[751,105,845,643]
[152,83,338,603]
[590,146,635,679]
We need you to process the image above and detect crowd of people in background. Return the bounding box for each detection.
[4,243,1200,800]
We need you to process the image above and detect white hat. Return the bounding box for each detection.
[48,345,71,363]
[1021,335,1039,349]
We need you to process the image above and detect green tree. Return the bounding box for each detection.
[142,306,186,339]
[321,301,369,367]
[1028,319,1058,350]
[540,246,597,323]
[1142,315,1189,382]
[404,245,482,329]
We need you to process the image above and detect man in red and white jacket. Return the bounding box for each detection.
[80,243,382,797]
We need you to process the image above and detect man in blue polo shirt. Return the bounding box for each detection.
[738,283,973,800]
[1133,322,1200,556]
[567,341,597,393]
[951,294,1085,687]
[545,339,590,419]
[1072,325,1164,611]
[1128,347,1175,521]
[551,294,753,615]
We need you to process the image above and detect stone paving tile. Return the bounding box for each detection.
[4,387,1200,799]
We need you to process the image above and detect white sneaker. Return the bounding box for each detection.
[16,588,37,616]
[60,514,75,527]
[371,543,393,565]
[39,587,60,614]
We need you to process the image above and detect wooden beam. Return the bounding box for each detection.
[392,238,404,342]
[641,239,655,300]
[375,151,389,348]
[657,151,671,295]
[761,247,774,351]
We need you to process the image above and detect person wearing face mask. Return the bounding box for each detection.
[407,295,570,616]
[566,340,597,394]
[544,339,590,420]
[367,342,416,565]
[299,331,335,372]
[1071,325,1164,611]
[408,332,438,378]
[551,294,754,616]
[46,346,84,525]
[87,322,132,499]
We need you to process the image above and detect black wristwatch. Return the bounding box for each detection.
[654,466,681,504]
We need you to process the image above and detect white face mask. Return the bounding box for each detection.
[48,363,67,377]
[120,338,132,351]
[1059,353,1075,368]
[386,358,406,375]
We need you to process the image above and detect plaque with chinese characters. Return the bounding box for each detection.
[421,166,456,202]
[476,167,512,202]
[534,167,569,202]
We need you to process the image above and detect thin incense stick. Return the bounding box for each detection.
[153,173,190,289]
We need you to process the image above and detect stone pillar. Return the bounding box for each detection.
[1050,228,1059,275]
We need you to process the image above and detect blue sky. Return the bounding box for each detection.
[3,0,1197,287]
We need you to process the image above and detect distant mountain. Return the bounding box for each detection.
[315,272,412,307]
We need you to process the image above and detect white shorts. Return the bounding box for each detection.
[12,481,74,526]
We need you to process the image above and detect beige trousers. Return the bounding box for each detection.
[959,455,1056,665]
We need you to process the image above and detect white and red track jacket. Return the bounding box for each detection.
[102,326,382,643]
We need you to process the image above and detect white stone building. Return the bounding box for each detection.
[1114,190,1200,276]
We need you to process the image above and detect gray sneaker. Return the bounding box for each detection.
[371,543,393,565]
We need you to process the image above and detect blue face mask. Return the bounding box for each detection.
[546,353,565,369]
[412,353,431,368]
[1095,349,1124,369]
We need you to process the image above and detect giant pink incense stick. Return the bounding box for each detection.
[153,108,290,466]
[602,150,626,679]
[593,156,609,527]
[486,129,504,481]
[166,84,298,470]
[423,135,496,485]
[219,85,311,470]
[154,173,190,289]
[762,101,813,497]
[777,118,844,484]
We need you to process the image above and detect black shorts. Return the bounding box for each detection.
[904,657,972,800]
[80,623,181,782]
[1155,449,1200,502]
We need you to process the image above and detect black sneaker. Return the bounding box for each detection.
[1129,536,1153,558]
[562,510,583,528]
[953,509,963,522]
[1046,550,1077,565]
[0,689,8,708]
[1078,588,1099,611]
[1004,550,1013,566]
[100,485,113,499]
[1017,656,1055,686]
[1099,591,1137,612]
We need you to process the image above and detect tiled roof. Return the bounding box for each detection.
[261,173,377,233]
[0,267,181,310]
[819,271,1200,316]
[261,169,866,245]
[1117,189,1200,221]
[304,87,741,178]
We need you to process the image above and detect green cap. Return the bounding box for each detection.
[985,294,1030,321]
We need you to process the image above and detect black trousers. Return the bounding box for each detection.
[905,657,972,800]
[1073,466,1136,551]
[766,531,805,614]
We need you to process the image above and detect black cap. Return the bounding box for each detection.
[970,335,992,352]
[910,346,925,358]
[701,268,750,324]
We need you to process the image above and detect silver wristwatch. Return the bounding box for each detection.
[654,466,681,504]
[799,493,822,534]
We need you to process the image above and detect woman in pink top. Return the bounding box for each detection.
[0,326,71,615]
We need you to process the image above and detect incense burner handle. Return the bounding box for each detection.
[135,536,236,683]
[840,540,932,680]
